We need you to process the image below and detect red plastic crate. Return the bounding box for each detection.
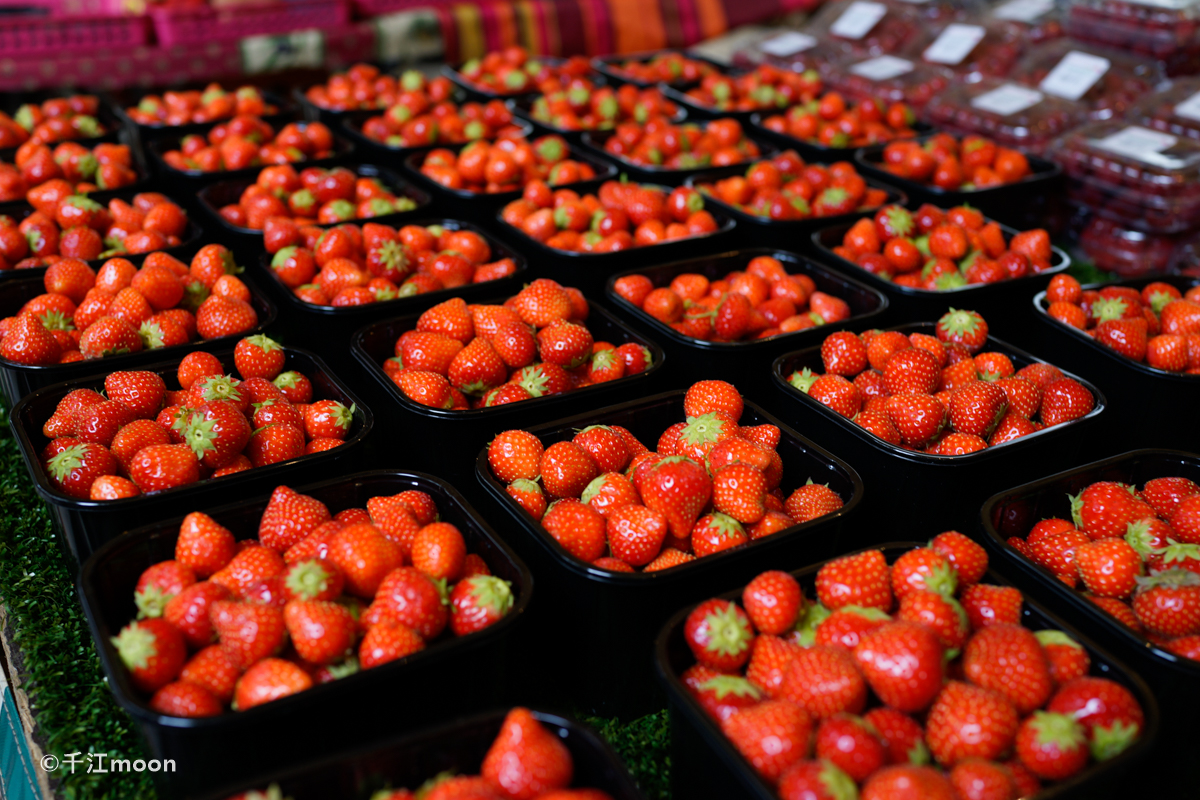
[150,0,347,46]
[0,11,147,56]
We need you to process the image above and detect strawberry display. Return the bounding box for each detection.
[826,57,951,111]
[0,95,106,149]
[0,141,138,202]
[109,482,513,717]
[529,83,679,132]
[674,543,1145,795]
[683,64,823,113]
[1077,216,1183,278]
[604,51,719,85]
[382,278,649,409]
[917,20,1025,79]
[600,117,763,170]
[487,379,845,572]
[216,165,419,230]
[922,78,1087,155]
[0,244,260,366]
[227,708,618,799]
[1042,274,1200,373]
[159,117,336,173]
[455,47,595,96]
[759,92,919,149]
[694,150,889,221]
[263,219,517,308]
[34,335,356,498]
[786,308,1097,454]
[613,254,853,342]
[1002,473,1200,663]
[877,133,1034,190]
[302,64,456,112]
[417,134,599,194]
[124,85,278,127]
[359,97,524,149]
[1010,41,1156,121]
[0,193,190,269]
[501,180,719,253]
[830,203,1057,289]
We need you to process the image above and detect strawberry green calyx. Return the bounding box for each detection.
[325,199,355,221]
[75,153,99,181]
[201,86,227,106]
[65,194,103,214]
[1028,710,1086,750]
[840,605,892,623]
[1146,289,1175,315]
[939,308,984,339]
[1136,568,1200,591]
[74,115,101,138]
[1124,519,1163,557]
[511,477,542,496]
[362,198,393,217]
[698,674,763,701]
[195,375,243,405]
[373,285,398,302]
[1069,491,1085,530]
[327,402,355,432]
[906,739,931,766]
[47,445,88,482]
[376,239,409,271]
[400,69,424,91]
[504,70,530,91]
[38,310,74,331]
[285,560,338,601]
[789,368,818,394]
[324,657,359,681]
[14,105,36,131]
[818,761,858,800]
[180,280,210,313]
[111,624,160,671]
[139,321,168,349]
[135,585,173,619]
[1035,629,1083,650]
[791,602,831,647]
[517,366,553,397]
[590,349,620,372]
[1090,718,1141,761]
[464,575,514,617]
[1091,297,1129,323]
[679,412,733,449]
[699,602,755,660]
[393,197,418,213]
[789,196,811,216]
[183,414,222,460]
[923,564,958,598]
[245,334,283,353]
[701,512,745,542]
[274,371,305,390]
[1155,539,1200,568]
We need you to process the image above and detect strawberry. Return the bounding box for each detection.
[359,620,425,669]
[103,371,166,420]
[885,394,946,447]
[684,379,743,423]
[210,544,286,597]
[328,523,404,598]
[581,472,640,517]
[925,680,1018,766]
[1071,482,1155,541]
[1093,319,1148,361]
[936,309,988,354]
[807,374,861,418]
[447,337,508,395]
[45,442,118,498]
[482,707,573,798]
[863,707,929,766]
[2,313,62,366]
[1039,378,1094,427]
[1035,630,1090,687]
[635,455,712,540]
[75,399,136,446]
[233,658,312,710]
[273,370,313,403]
[720,700,813,783]
[605,504,668,566]
[948,382,1007,439]
[513,279,572,328]
[961,584,1022,629]
[779,645,867,719]
[1047,676,1144,761]
[1131,569,1200,637]
[853,621,943,713]
[815,713,886,782]
[948,758,1016,800]
[127,443,200,493]
[882,347,940,396]
[685,598,755,671]
[1030,529,1089,587]
[690,671,765,722]
[1169,495,1200,543]
[164,582,230,649]
[963,623,1053,715]
[572,426,631,473]
[745,634,802,698]
[1015,711,1088,780]
[862,765,957,800]
[211,600,286,668]
[507,478,547,519]
[710,463,768,524]
[785,481,845,523]
[284,599,356,665]
[897,591,968,651]
[821,331,869,376]
[930,531,988,586]
[411,521,466,580]
[536,321,593,368]
[182,400,252,469]
[540,441,599,498]
[111,618,186,693]
[816,549,893,612]
[449,574,513,636]
[281,558,343,602]
[541,499,606,561]
[188,374,247,412]
[743,571,803,635]
[778,759,858,800]
[890,547,956,600]
[1140,476,1200,518]
[234,335,286,380]
[134,560,195,619]
[691,512,749,557]
[1075,538,1141,597]
[488,430,543,483]
[814,606,891,651]
[195,295,258,340]
[149,680,222,718]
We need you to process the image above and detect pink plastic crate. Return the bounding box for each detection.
[150,0,347,46]
[0,11,147,56]
[350,0,434,15]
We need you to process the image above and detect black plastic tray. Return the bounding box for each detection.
[0,270,276,404]
[1022,275,1200,453]
[339,112,532,162]
[256,217,528,349]
[475,389,863,718]
[656,542,1159,800]
[684,162,906,249]
[197,708,643,800]
[854,133,1066,229]
[78,470,531,800]
[771,322,1107,543]
[809,215,1071,322]
[9,344,371,562]
[591,49,729,89]
[750,111,934,165]
[107,87,294,141]
[604,248,889,397]
[195,163,431,238]
[980,449,1200,793]
[580,126,775,186]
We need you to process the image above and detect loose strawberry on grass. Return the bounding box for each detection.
[673,541,1146,795]
[109,483,516,718]
[486,379,847,573]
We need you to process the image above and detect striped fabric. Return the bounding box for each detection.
[436,0,800,61]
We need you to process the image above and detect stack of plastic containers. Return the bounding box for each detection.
[1065,0,1200,76]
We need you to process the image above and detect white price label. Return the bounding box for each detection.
[1038,50,1110,101]
[759,31,818,57]
[1173,90,1200,122]
[1093,125,1187,168]
[241,29,324,74]
[993,0,1054,22]
[849,55,914,80]
[923,24,986,65]
[970,83,1045,115]
[830,1,888,39]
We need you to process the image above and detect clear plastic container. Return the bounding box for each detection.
[822,52,952,108]
[923,77,1090,153]
[1130,77,1200,142]
[804,0,936,59]
[987,0,1067,44]
[1065,0,1200,75]
[1076,215,1191,276]
[1050,119,1200,232]
[731,29,848,74]
[886,0,990,23]
[1010,39,1163,120]
[914,18,1027,80]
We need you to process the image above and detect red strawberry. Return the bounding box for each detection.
[862,765,957,800]
[1131,569,1200,637]
[814,606,891,651]
[127,443,200,492]
[863,707,929,766]
[282,558,344,602]
[1040,378,1094,426]
[691,512,749,557]
[685,598,755,671]
[948,758,1017,800]
[778,759,858,800]
[488,430,544,483]
[690,672,765,722]
[930,531,989,586]
[211,600,286,668]
[925,680,1019,766]
[807,374,862,418]
[1015,711,1088,780]
[182,400,252,469]
[0,313,61,365]
[195,295,258,340]
[853,621,944,712]
[482,707,573,799]
[963,623,1053,714]
[303,399,354,440]
[743,570,803,635]
[684,379,743,423]
[245,423,306,467]
[358,620,425,668]
[210,544,286,597]
[449,574,513,636]
[720,700,814,783]
[949,382,1008,439]
[1047,676,1144,760]
[328,523,404,598]
[605,504,669,566]
[995,376,1040,419]
[580,472,640,517]
[45,442,118,498]
[134,560,196,619]
[961,584,1022,629]
[111,618,186,693]
[821,331,869,376]
[163,581,230,649]
[897,590,969,650]
[1072,481,1155,541]
[890,547,957,600]
[234,334,286,380]
[448,337,508,395]
[779,645,867,719]
[411,521,466,580]
[745,634,803,698]
[886,394,946,447]
[816,549,893,612]
[233,658,312,710]
[540,441,599,499]
[572,425,631,473]
[513,280,572,328]
[1093,319,1148,361]
[284,599,356,665]
[536,321,593,368]
[636,455,712,540]
[1076,538,1141,597]
[815,713,886,782]
[883,347,940,396]
[149,681,222,718]
[936,309,988,353]
[507,478,547,519]
[1036,630,1090,687]
[785,481,845,523]
[75,399,137,446]
[1140,476,1200,519]
[104,370,166,419]
[541,499,606,562]
[273,370,313,403]
[1170,495,1200,543]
